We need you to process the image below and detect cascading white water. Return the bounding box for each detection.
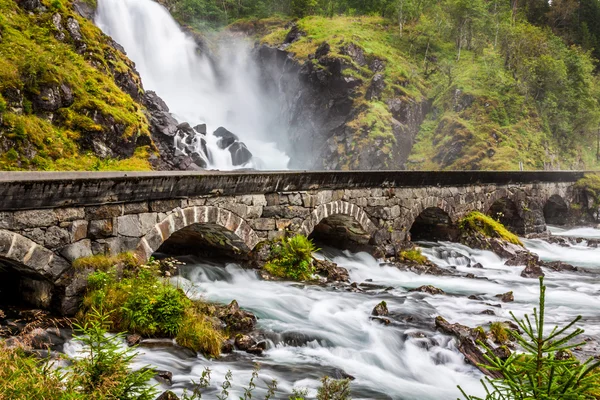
[95,0,290,170]
[62,235,599,399]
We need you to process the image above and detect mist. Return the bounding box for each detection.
[95,0,290,170]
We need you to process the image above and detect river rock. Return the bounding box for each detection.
[216,300,257,333]
[410,285,445,295]
[371,301,389,317]
[221,339,234,354]
[521,264,544,278]
[314,259,350,282]
[543,261,578,272]
[505,251,539,267]
[234,334,254,351]
[155,370,173,386]
[434,316,502,378]
[126,333,142,347]
[495,291,514,302]
[471,263,484,269]
[156,391,179,400]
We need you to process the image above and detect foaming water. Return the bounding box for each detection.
[547,225,600,239]
[95,0,290,170]
[63,238,600,398]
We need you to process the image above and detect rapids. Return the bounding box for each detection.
[95,0,290,170]
[64,233,600,399]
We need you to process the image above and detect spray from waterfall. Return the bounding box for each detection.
[95,0,290,170]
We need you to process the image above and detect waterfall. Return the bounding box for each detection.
[95,0,290,170]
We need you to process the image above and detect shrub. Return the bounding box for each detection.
[80,264,224,357]
[71,309,158,400]
[264,235,318,281]
[575,173,600,208]
[460,277,600,399]
[317,376,351,400]
[459,211,523,246]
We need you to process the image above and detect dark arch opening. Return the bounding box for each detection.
[487,198,525,235]
[544,195,568,226]
[0,258,54,309]
[308,214,373,251]
[409,207,458,242]
[154,223,250,261]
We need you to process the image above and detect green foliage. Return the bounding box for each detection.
[317,376,351,400]
[0,309,157,399]
[264,235,318,281]
[460,277,600,400]
[71,309,158,400]
[459,211,523,246]
[489,322,511,345]
[80,263,224,357]
[575,173,600,207]
[399,247,428,264]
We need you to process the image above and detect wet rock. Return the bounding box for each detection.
[213,127,238,149]
[191,152,207,169]
[495,291,514,303]
[65,17,86,52]
[434,316,502,378]
[333,369,356,381]
[468,295,484,300]
[370,316,391,325]
[543,261,578,272]
[410,285,445,295]
[471,263,484,269]
[505,252,539,267]
[217,300,257,333]
[490,345,512,361]
[314,259,350,282]
[246,341,267,355]
[234,334,254,351]
[126,333,142,347]
[221,339,234,354]
[371,301,389,317]
[193,124,207,134]
[156,391,179,400]
[521,264,544,278]
[340,43,366,66]
[155,370,173,386]
[18,0,43,11]
[481,309,496,315]
[228,142,253,166]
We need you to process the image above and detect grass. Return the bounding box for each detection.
[459,211,523,246]
[175,308,224,357]
[489,322,511,344]
[0,0,153,171]
[264,234,318,281]
[73,252,138,271]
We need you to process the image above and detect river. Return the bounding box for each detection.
[64,226,600,399]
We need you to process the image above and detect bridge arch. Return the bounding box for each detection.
[135,206,260,261]
[486,197,525,235]
[543,194,569,226]
[409,207,457,242]
[300,201,377,248]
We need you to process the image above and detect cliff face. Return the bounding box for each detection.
[0,0,184,171]
[253,19,429,170]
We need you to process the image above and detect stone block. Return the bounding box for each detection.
[0,230,14,254]
[276,219,292,230]
[139,213,158,234]
[117,214,143,237]
[262,206,310,219]
[68,220,88,242]
[85,204,123,219]
[55,207,85,222]
[14,209,57,228]
[89,219,114,239]
[251,195,267,207]
[149,199,181,213]
[288,193,303,206]
[301,193,315,208]
[315,191,333,205]
[367,197,387,207]
[250,218,276,231]
[246,206,263,219]
[59,239,92,262]
[265,193,280,206]
[236,195,254,205]
[22,228,46,245]
[0,212,14,230]
[96,237,140,256]
[268,230,285,241]
[44,226,71,249]
[123,202,149,215]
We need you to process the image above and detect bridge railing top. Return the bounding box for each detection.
[0,170,589,210]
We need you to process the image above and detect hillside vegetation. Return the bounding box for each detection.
[0,0,153,170]
[167,0,600,170]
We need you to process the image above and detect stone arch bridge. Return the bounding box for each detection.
[0,171,586,314]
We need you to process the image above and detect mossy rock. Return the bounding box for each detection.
[459,211,523,246]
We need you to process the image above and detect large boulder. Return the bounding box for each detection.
[213,127,239,149]
[228,142,252,166]
[216,300,256,333]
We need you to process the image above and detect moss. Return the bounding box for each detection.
[264,234,317,281]
[489,322,511,344]
[399,248,428,265]
[575,173,600,207]
[459,211,523,246]
[73,252,139,271]
[0,0,152,171]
